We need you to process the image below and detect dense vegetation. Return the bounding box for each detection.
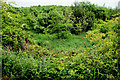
[2,1,120,80]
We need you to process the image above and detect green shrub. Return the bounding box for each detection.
[71,2,96,33]
[2,2,33,51]
[2,25,26,51]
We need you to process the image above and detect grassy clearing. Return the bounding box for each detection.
[27,31,92,51]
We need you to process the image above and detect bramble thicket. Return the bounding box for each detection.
[1,1,120,80]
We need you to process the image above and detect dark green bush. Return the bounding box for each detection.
[71,2,96,33]
[71,1,119,33]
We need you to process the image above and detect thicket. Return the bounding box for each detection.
[2,1,120,80]
[12,1,119,35]
[71,2,119,34]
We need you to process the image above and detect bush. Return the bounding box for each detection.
[2,25,26,51]
[2,2,33,51]
[71,2,96,33]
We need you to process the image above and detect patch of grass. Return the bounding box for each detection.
[27,31,92,51]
